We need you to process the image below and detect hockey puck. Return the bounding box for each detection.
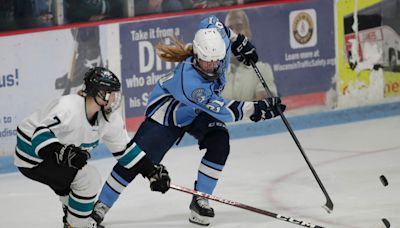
[380,175,388,186]
[382,218,390,228]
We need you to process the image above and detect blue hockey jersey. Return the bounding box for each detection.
[145,16,251,127]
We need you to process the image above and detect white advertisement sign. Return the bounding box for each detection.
[0,25,111,156]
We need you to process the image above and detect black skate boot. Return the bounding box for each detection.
[62,205,69,228]
[63,204,104,228]
[90,201,109,227]
[189,195,215,226]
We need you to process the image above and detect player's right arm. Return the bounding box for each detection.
[29,98,90,170]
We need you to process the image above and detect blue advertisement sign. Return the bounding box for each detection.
[120,0,335,130]
[248,0,335,96]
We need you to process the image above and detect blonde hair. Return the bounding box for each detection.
[78,90,86,97]
[156,36,193,63]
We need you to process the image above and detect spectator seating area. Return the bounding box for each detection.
[0,0,268,32]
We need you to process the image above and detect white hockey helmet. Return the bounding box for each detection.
[192,28,226,80]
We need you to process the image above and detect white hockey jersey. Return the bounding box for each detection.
[15,94,145,169]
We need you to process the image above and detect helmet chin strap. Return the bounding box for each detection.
[101,106,110,122]
[192,57,222,81]
[93,95,111,122]
[94,95,108,107]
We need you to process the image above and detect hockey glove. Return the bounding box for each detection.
[147,164,171,194]
[250,97,286,122]
[231,33,258,66]
[56,144,90,170]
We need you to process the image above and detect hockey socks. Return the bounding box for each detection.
[98,169,129,208]
[196,158,224,194]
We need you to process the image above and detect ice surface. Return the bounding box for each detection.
[1,116,399,228]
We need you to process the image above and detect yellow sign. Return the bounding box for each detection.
[337,0,400,97]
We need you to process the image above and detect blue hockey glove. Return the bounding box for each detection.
[56,144,90,170]
[250,97,286,122]
[231,33,258,66]
[148,164,171,194]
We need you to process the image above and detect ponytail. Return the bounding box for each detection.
[156,36,193,63]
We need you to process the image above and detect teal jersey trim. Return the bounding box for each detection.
[16,136,39,158]
[80,140,99,150]
[118,145,142,167]
[31,130,56,151]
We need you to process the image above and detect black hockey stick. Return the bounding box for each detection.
[249,60,334,213]
[171,184,325,228]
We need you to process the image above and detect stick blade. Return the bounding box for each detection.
[382,218,391,228]
[322,199,334,213]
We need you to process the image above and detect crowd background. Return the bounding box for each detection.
[0,0,271,32]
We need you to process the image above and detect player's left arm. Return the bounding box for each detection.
[31,103,90,170]
[101,112,145,169]
[198,15,258,66]
[101,113,170,193]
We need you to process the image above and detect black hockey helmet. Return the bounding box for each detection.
[83,67,121,98]
[82,67,122,121]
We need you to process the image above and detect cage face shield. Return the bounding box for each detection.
[98,90,122,115]
[83,67,122,116]
[194,58,226,81]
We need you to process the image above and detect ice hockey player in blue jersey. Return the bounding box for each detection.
[15,67,170,228]
[91,15,285,226]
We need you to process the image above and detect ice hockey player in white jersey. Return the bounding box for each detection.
[90,16,286,227]
[14,67,170,228]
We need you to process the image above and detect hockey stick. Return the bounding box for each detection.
[170,184,325,228]
[63,28,79,95]
[249,60,334,213]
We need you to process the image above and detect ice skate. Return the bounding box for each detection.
[189,195,215,226]
[63,217,102,228]
[90,201,109,226]
[62,205,68,228]
[63,204,104,228]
